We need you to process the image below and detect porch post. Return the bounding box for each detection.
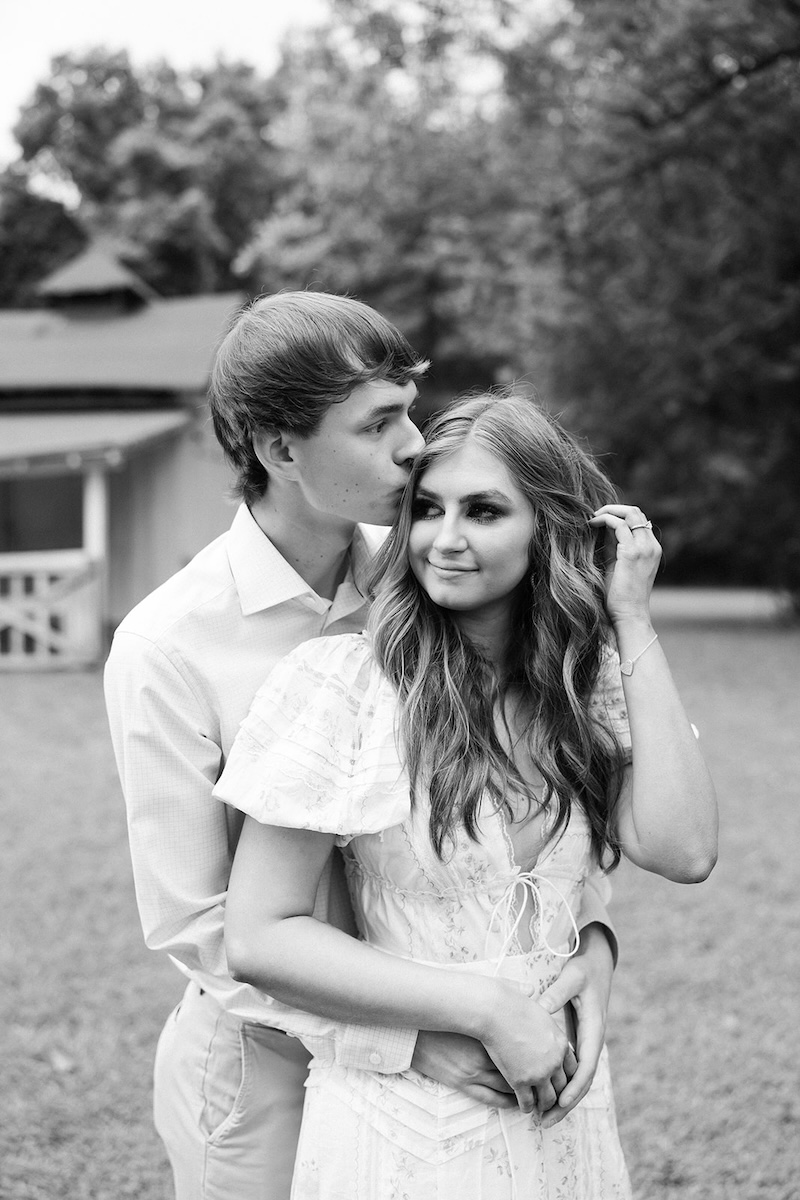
[83,465,109,561]
[81,464,109,659]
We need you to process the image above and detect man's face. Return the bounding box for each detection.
[287,379,425,526]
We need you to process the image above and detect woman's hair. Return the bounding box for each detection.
[208,291,429,506]
[367,391,627,868]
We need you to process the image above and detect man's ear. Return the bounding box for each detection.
[252,429,300,480]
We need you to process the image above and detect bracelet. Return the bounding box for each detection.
[619,632,659,676]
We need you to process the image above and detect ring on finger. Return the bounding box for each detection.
[629,520,652,531]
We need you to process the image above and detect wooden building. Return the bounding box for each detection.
[0,244,243,668]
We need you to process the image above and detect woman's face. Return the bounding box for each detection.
[408,441,535,625]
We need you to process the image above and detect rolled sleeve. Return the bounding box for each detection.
[578,870,618,966]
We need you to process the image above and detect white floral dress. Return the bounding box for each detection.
[218,633,633,1200]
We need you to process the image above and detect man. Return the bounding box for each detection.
[105,291,616,1200]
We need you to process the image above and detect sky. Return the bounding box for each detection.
[2,0,329,167]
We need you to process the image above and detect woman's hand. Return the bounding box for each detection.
[479,980,576,1114]
[589,504,661,626]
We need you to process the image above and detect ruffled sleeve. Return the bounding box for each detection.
[213,633,410,844]
[589,642,633,763]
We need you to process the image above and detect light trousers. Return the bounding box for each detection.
[154,980,312,1200]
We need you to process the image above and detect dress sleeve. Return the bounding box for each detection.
[213,634,410,843]
[589,642,633,763]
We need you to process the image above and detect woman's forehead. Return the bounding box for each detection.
[416,441,520,495]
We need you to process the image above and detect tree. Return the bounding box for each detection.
[237,14,563,396]
[11,50,285,295]
[493,0,800,594]
[0,167,86,307]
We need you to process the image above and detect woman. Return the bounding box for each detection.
[214,392,717,1199]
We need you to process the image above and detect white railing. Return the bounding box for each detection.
[0,549,104,668]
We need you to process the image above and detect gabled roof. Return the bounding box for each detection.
[0,292,244,392]
[37,243,155,300]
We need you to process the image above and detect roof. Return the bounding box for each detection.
[0,410,191,479]
[0,292,244,392]
[37,243,155,300]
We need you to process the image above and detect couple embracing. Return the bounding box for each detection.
[105,292,717,1200]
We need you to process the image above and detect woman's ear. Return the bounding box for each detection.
[252,430,300,481]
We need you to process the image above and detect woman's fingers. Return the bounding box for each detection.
[592,503,650,524]
[589,505,657,544]
[563,1044,579,1080]
[541,1065,568,1110]
[514,1084,536,1114]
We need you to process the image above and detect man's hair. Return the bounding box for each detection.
[208,291,429,505]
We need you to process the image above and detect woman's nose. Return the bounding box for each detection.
[433,514,467,553]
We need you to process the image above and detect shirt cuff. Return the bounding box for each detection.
[578,877,618,967]
[300,1023,417,1074]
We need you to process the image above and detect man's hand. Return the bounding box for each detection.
[537,922,615,1128]
[411,1031,518,1110]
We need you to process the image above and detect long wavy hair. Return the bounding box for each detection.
[367,391,627,868]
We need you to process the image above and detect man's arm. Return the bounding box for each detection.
[104,629,418,1073]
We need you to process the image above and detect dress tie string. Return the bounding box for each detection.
[486,869,581,972]
[490,870,581,1200]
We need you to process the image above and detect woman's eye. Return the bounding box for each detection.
[468,504,503,522]
[411,501,439,520]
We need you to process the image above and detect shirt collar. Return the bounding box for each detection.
[227,505,313,615]
[227,505,389,617]
[349,523,389,597]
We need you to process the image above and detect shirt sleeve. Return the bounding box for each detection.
[104,629,416,1074]
[577,870,618,966]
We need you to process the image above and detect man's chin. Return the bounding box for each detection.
[356,505,398,528]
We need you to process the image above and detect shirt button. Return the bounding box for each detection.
[368,1051,382,1066]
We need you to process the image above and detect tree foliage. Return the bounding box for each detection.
[495,0,800,590]
[10,49,283,294]
[1,2,798,592]
[0,166,86,306]
[235,7,566,395]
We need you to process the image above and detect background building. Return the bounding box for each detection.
[0,243,242,667]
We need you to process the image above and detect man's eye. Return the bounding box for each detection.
[367,421,386,435]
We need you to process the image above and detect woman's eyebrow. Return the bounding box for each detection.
[414,486,511,504]
[461,489,510,504]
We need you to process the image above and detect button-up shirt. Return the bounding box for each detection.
[105,503,417,1071]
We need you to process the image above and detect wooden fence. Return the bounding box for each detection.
[0,549,104,668]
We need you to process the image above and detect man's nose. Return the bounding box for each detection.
[396,417,425,465]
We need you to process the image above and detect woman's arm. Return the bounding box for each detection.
[590,504,718,883]
[226,816,572,1112]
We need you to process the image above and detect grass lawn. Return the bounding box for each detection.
[1,621,798,1199]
